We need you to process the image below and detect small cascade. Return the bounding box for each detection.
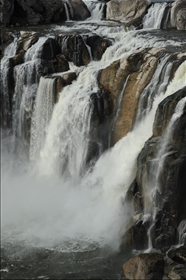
[143,3,168,29]
[144,94,186,251]
[1,37,18,128]
[135,53,174,123]
[63,0,71,21]
[12,37,48,150]
[84,0,105,21]
[109,75,130,147]
[178,220,186,245]
[37,67,97,179]
[30,77,56,164]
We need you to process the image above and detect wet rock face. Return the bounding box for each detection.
[106,0,150,26]
[123,253,164,280]
[171,0,186,30]
[136,87,186,252]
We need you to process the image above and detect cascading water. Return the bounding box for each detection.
[143,3,168,29]
[1,7,186,279]
[30,76,56,164]
[12,37,48,151]
[84,0,105,21]
[1,37,18,128]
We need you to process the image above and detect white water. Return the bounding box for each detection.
[84,0,105,21]
[30,77,56,163]
[178,220,186,245]
[143,3,167,29]
[1,22,186,254]
[1,37,18,127]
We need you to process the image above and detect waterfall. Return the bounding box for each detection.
[1,16,186,266]
[30,76,56,164]
[178,220,186,245]
[37,67,95,179]
[12,37,48,151]
[63,0,71,21]
[84,0,105,21]
[1,37,18,128]
[143,3,168,29]
[135,53,173,122]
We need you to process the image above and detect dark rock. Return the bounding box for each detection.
[86,35,112,61]
[121,218,149,251]
[86,89,113,163]
[136,86,186,252]
[40,38,61,60]
[58,34,90,66]
[68,0,91,20]
[123,253,164,280]
[164,244,186,280]
[11,50,25,65]
[0,0,14,26]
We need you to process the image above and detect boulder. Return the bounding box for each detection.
[164,244,186,280]
[53,72,77,102]
[123,253,164,280]
[170,0,186,30]
[17,32,39,52]
[106,0,150,26]
[68,0,91,20]
[58,34,91,66]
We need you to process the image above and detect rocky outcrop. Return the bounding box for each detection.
[125,86,186,253]
[98,48,184,146]
[0,0,14,26]
[171,0,186,30]
[123,253,164,280]
[0,0,90,26]
[106,0,150,26]
[67,0,91,20]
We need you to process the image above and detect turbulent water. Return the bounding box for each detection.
[1,2,186,279]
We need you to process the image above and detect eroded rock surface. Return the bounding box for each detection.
[106,0,150,26]
[171,0,186,30]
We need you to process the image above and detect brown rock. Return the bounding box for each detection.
[106,0,150,26]
[123,253,164,280]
